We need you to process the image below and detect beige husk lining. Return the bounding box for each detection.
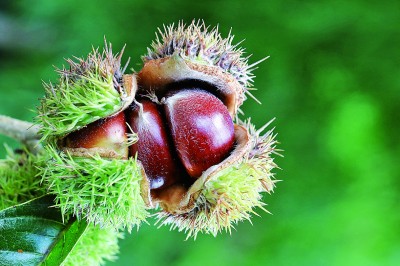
[137,55,244,118]
[150,125,250,214]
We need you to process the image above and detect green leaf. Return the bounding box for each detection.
[0,195,88,266]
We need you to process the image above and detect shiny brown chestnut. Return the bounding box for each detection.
[163,89,235,178]
[63,112,128,158]
[127,100,184,190]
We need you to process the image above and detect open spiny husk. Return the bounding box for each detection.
[137,21,278,237]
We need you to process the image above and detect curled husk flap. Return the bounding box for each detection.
[154,122,278,238]
[37,43,136,143]
[140,20,264,117]
[139,21,278,238]
[139,54,242,117]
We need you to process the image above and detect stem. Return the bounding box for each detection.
[0,115,41,153]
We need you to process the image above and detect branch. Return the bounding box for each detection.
[0,115,41,153]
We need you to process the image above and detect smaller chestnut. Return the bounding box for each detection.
[63,112,127,158]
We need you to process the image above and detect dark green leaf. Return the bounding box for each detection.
[0,195,88,266]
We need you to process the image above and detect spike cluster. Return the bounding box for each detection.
[0,147,46,210]
[37,43,134,142]
[40,145,148,231]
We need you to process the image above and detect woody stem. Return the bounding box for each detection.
[0,115,41,153]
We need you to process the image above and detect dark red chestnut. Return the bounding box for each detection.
[164,89,235,178]
[127,100,184,190]
[64,112,128,158]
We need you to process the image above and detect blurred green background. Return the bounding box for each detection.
[1,0,399,265]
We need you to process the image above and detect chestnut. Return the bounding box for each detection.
[127,100,184,190]
[164,89,235,178]
[63,112,128,158]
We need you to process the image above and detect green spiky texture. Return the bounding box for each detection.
[0,147,47,210]
[39,145,148,232]
[144,20,264,91]
[156,122,278,239]
[37,43,128,143]
[63,224,124,266]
